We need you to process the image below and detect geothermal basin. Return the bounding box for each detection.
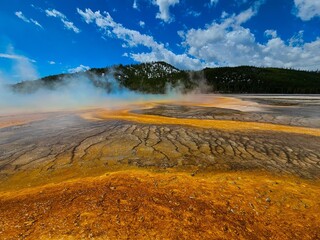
[0,94,319,239]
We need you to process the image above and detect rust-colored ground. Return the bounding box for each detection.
[1,95,320,239]
[1,170,320,240]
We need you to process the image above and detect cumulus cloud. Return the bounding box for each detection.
[48,61,56,65]
[264,29,277,38]
[68,64,90,73]
[139,21,145,28]
[152,0,179,23]
[45,9,80,33]
[77,8,203,70]
[15,11,43,29]
[294,0,320,21]
[179,4,320,70]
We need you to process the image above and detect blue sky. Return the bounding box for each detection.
[0,0,320,82]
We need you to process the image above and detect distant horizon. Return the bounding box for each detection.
[1,0,320,83]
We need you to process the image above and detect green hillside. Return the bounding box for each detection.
[11,62,320,94]
[204,66,320,94]
[114,62,195,94]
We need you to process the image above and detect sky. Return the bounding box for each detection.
[0,0,320,83]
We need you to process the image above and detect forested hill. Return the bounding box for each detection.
[11,62,320,94]
[203,66,320,94]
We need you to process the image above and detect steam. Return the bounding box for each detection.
[187,71,213,94]
[0,71,185,115]
[0,52,209,116]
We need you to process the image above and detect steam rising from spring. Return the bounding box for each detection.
[0,71,185,115]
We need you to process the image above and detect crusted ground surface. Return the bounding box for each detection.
[0,112,319,190]
[0,95,319,239]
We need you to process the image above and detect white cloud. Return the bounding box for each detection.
[45,9,65,18]
[61,19,80,33]
[264,29,277,38]
[15,11,43,29]
[0,53,28,61]
[77,3,320,71]
[77,8,203,69]
[15,11,30,22]
[48,61,56,65]
[0,53,36,63]
[139,21,145,28]
[234,0,265,24]
[45,9,80,33]
[0,52,38,81]
[221,11,229,18]
[133,0,138,9]
[235,7,255,24]
[209,0,219,6]
[181,6,320,70]
[152,0,179,23]
[30,19,43,28]
[294,0,320,21]
[186,10,201,17]
[68,64,90,73]
[129,51,203,70]
[289,30,304,46]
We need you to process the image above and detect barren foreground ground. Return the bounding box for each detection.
[0,94,319,239]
